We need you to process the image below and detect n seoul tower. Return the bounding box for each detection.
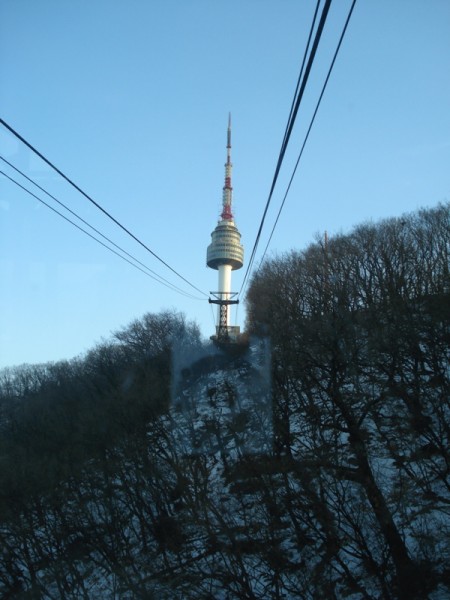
[207,114,244,341]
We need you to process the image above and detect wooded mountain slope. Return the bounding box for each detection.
[0,203,449,599]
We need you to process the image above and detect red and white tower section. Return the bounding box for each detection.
[206,115,244,341]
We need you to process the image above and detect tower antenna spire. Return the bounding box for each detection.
[221,112,233,221]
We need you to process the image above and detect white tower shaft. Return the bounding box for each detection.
[218,264,232,325]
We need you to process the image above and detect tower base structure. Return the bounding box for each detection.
[208,292,240,343]
[212,325,241,341]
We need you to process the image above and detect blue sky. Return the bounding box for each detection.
[1,0,449,368]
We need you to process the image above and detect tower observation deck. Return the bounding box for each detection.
[207,115,244,341]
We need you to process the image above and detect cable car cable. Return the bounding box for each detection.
[0,155,204,300]
[239,0,332,297]
[0,170,205,300]
[0,118,208,298]
[258,0,358,268]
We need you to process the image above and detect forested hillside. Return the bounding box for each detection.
[0,203,449,599]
